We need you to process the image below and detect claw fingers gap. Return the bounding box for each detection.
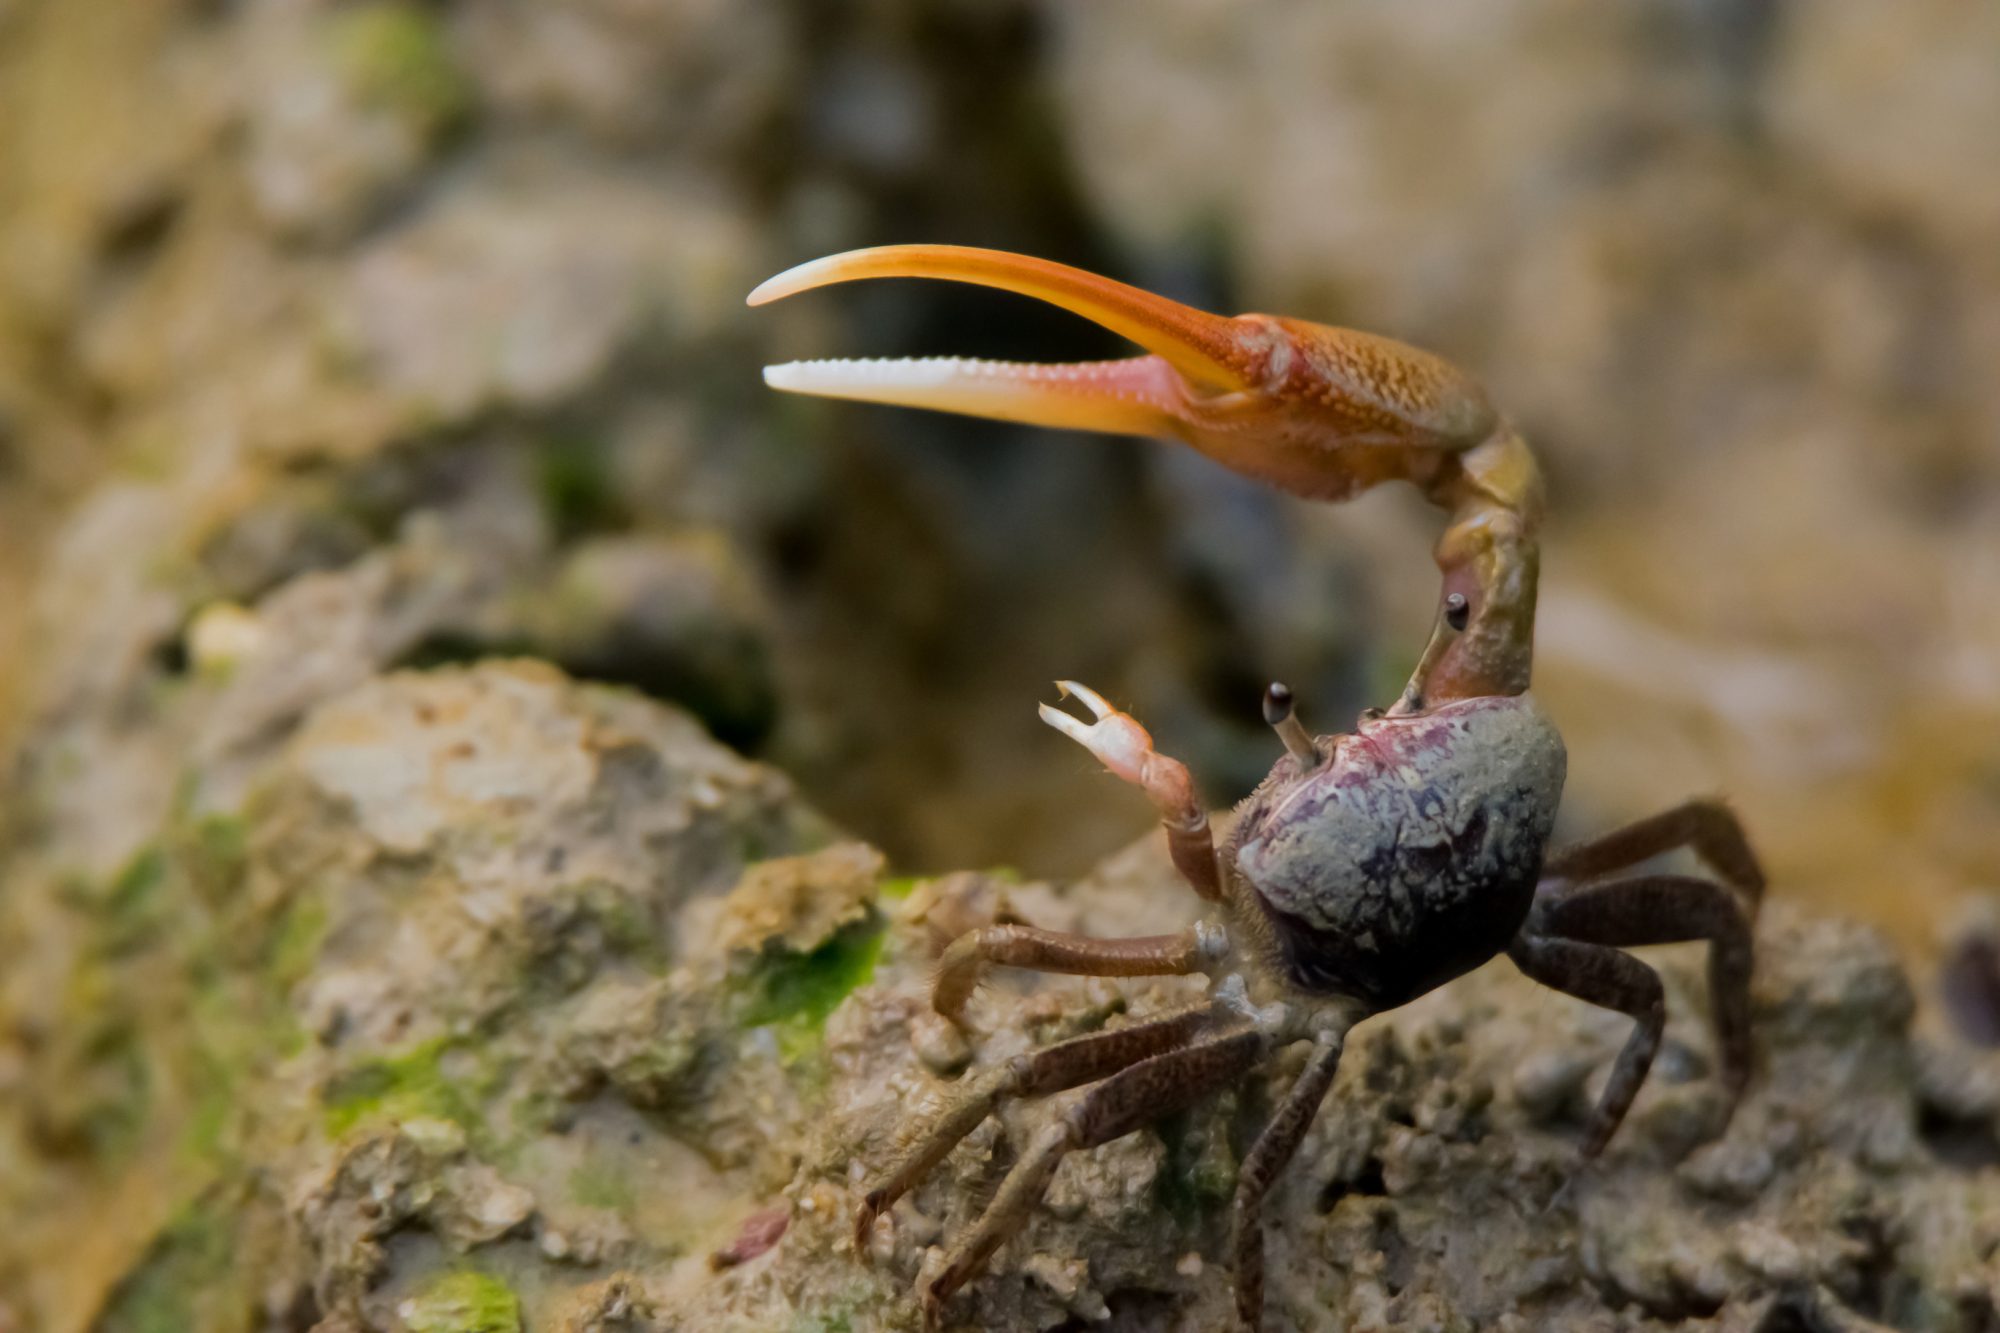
[1038,702,1091,744]
[1054,679,1114,718]
[744,245,1258,393]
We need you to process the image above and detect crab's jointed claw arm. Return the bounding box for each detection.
[1040,681,1222,902]
[751,244,1545,701]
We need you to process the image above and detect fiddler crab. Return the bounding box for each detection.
[750,246,1764,1330]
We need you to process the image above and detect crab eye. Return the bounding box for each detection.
[1263,681,1321,766]
[1444,593,1470,632]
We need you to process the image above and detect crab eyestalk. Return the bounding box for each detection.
[1392,594,1471,716]
[750,244,1544,701]
[1263,682,1321,766]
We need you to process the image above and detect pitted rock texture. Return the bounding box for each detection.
[682,863,2000,1333]
[6,661,1999,1331]
[0,663,837,1332]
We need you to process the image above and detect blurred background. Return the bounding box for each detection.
[3,0,1998,981]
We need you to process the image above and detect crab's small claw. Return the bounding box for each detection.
[1038,681,1145,781]
[1039,681,1195,817]
[1041,681,1224,901]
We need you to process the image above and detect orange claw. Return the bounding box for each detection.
[751,244,1544,701]
[750,245,1261,391]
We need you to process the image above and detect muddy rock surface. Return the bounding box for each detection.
[1,660,1995,1331]
[689,865,2000,1332]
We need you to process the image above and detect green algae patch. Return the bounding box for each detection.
[786,1282,877,1333]
[107,845,170,915]
[739,915,886,1032]
[59,1019,152,1163]
[877,875,924,901]
[1153,1092,1241,1226]
[332,2,470,132]
[93,845,171,956]
[568,1156,639,1213]
[400,1270,523,1333]
[96,1193,256,1333]
[180,813,250,905]
[791,1312,855,1333]
[264,892,329,991]
[733,913,887,1068]
[323,1038,481,1139]
[535,435,621,541]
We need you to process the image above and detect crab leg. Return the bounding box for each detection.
[920,1027,1268,1330]
[750,245,1545,700]
[1506,933,1666,1158]
[931,922,1226,1027]
[1540,799,1766,915]
[851,1002,1215,1256]
[1533,873,1757,1124]
[1232,1022,1351,1329]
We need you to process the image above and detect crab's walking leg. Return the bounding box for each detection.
[932,922,1226,1027]
[920,1028,1267,1331]
[855,1004,1214,1253]
[1040,680,1222,900]
[1541,800,1765,915]
[1231,1022,1351,1331]
[1506,933,1665,1157]
[1536,874,1756,1104]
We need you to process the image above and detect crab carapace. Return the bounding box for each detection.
[751,245,1764,1331]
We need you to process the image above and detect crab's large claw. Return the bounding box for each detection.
[749,245,1503,503]
[750,245,1543,701]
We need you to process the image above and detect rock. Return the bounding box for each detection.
[0,663,836,1332]
[324,170,752,424]
[535,533,778,749]
[237,1,471,241]
[6,657,2000,1332]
